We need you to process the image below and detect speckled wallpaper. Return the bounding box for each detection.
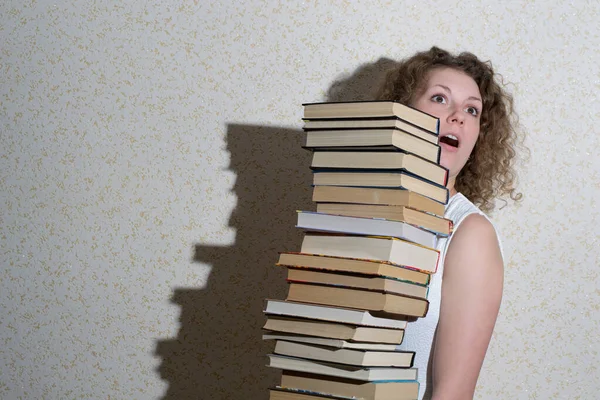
[1,1,599,399]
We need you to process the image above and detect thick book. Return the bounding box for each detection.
[280,371,419,400]
[287,283,429,318]
[311,150,448,186]
[302,101,439,134]
[301,233,439,273]
[264,300,408,330]
[286,268,428,299]
[277,253,430,286]
[263,333,399,351]
[305,129,440,164]
[303,116,438,144]
[313,170,448,205]
[316,203,452,236]
[296,211,436,248]
[274,340,415,367]
[267,354,418,381]
[263,316,405,344]
[312,186,445,217]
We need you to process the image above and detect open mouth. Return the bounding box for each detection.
[440,134,459,148]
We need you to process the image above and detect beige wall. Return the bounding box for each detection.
[1,1,599,399]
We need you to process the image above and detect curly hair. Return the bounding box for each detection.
[377,47,522,213]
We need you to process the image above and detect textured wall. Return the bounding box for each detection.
[1,1,599,399]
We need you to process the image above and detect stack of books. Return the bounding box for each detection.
[263,101,452,400]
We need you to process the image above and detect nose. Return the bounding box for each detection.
[447,109,464,125]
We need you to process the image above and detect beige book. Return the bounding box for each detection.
[280,371,419,400]
[312,186,445,217]
[305,129,440,164]
[303,101,439,133]
[264,300,408,330]
[301,233,440,273]
[311,150,447,186]
[312,170,448,204]
[287,283,429,318]
[267,354,418,381]
[316,203,452,236]
[277,252,430,286]
[263,316,404,344]
[303,116,438,144]
[286,268,428,299]
[262,332,399,351]
[274,340,414,367]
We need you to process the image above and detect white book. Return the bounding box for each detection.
[264,300,407,330]
[296,211,437,248]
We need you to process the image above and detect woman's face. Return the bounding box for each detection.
[411,67,482,184]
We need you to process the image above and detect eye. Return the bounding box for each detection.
[466,106,479,116]
[431,94,446,104]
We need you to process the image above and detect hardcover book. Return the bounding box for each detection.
[303,101,439,134]
[267,354,418,381]
[310,150,448,186]
[305,129,440,164]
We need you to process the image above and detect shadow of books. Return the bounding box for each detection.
[155,57,396,400]
[155,124,312,400]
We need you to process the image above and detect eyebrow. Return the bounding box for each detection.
[432,84,482,103]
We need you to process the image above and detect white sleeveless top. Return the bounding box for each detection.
[397,193,503,400]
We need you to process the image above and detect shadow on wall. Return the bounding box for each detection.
[154,58,397,400]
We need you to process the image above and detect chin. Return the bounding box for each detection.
[439,156,452,173]
[440,153,467,178]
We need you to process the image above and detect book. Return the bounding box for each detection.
[301,233,439,273]
[296,211,437,247]
[286,268,428,299]
[263,333,399,351]
[263,316,405,344]
[287,283,429,318]
[264,300,408,330]
[281,371,419,400]
[316,203,452,236]
[302,101,439,134]
[269,388,350,400]
[296,211,437,248]
[277,252,430,286]
[312,186,445,217]
[303,116,438,145]
[311,150,447,186]
[305,129,440,164]
[274,340,415,367]
[312,170,448,205]
[267,354,418,381]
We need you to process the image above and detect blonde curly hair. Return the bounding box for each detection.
[377,47,521,213]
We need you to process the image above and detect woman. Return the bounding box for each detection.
[378,47,520,399]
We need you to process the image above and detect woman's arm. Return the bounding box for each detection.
[430,214,504,400]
